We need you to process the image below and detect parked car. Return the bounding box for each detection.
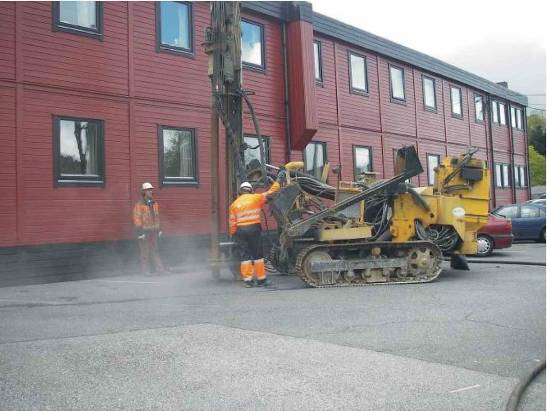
[526,198,546,207]
[476,214,513,257]
[492,203,546,242]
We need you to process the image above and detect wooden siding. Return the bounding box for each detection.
[0,2,15,81]
[314,36,337,126]
[286,19,318,150]
[335,44,381,132]
[0,85,17,246]
[0,1,529,249]
[21,2,129,96]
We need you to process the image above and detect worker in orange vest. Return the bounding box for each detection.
[133,182,168,275]
[229,170,285,287]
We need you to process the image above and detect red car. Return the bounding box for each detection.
[476,214,513,257]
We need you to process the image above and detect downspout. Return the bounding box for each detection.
[523,106,531,198]
[485,95,497,207]
[508,102,516,203]
[281,22,291,162]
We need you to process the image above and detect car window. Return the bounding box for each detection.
[495,206,518,218]
[540,208,546,217]
[521,206,540,218]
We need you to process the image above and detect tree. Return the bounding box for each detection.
[527,114,546,156]
[528,145,545,186]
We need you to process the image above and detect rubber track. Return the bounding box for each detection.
[294,241,443,288]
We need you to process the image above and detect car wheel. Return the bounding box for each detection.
[476,234,494,257]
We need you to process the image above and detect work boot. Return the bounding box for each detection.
[243,280,254,288]
[256,278,270,287]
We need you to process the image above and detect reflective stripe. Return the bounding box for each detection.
[237,214,260,223]
[236,209,260,219]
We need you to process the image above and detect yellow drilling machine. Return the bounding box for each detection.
[265,146,490,287]
[205,2,491,287]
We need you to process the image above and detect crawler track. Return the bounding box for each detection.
[294,241,442,288]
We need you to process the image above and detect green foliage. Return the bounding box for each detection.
[527,114,546,156]
[528,145,546,186]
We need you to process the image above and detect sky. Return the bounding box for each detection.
[311,0,546,115]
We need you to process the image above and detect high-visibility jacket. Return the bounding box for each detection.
[133,199,160,231]
[229,182,280,235]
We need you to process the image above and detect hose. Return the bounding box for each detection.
[505,360,546,411]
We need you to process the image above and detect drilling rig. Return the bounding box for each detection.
[205,2,490,287]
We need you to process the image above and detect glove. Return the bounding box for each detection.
[138,234,146,240]
[158,231,163,238]
[276,169,286,183]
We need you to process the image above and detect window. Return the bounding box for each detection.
[495,164,503,187]
[492,101,499,123]
[349,52,368,94]
[510,107,517,128]
[157,2,193,55]
[427,154,440,186]
[422,76,436,111]
[314,41,323,83]
[521,206,540,218]
[241,19,264,69]
[450,86,462,117]
[353,146,372,180]
[519,166,526,187]
[244,135,270,169]
[502,163,510,187]
[496,206,518,219]
[52,1,103,38]
[474,95,484,122]
[514,165,527,187]
[514,165,520,187]
[389,65,405,101]
[159,126,197,185]
[53,116,104,186]
[499,103,506,125]
[304,142,327,180]
[516,108,523,130]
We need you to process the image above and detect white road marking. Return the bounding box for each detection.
[449,384,481,393]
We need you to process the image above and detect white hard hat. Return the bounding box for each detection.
[142,182,154,190]
[240,182,253,192]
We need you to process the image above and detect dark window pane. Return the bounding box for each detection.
[59,120,99,176]
[314,41,322,82]
[510,107,517,128]
[350,53,367,92]
[499,103,506,125]
[521,206,539,218]
[495,164,502,187]
[492,101,499,123]
[450,87,462,116]
[390,66,405,100]
[427,154,439,185]
[162,128,195,179]
[423,77,436,109]
[516,109,523,129]
[241,20,263,67]
[305,143,326,180]
[474,95,483,121]
[244,136,270,167]
[502,163,510,186]
[59,1,97,29]
[160,1,191,50]
[496,206,518,218]
[354,146,372,178]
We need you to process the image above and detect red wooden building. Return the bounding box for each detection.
[0,1,529,279]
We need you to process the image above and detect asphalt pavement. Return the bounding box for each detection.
[0,242,545,410]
